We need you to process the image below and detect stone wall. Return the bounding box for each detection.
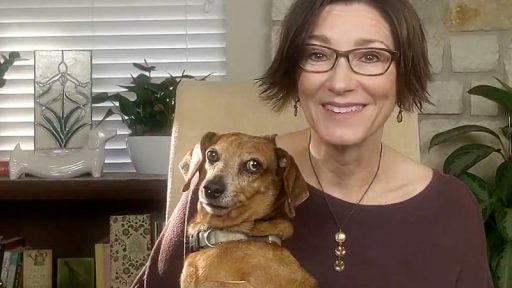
[271,0,511,178]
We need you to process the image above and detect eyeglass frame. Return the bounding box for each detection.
[299,43,400,76]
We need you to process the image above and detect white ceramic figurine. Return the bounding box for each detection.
[9,128,117,179]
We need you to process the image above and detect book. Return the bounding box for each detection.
[57,258,94,288]
[0,238,24,252]
[109,215,151,288]
[0,243,5,284]
[103,245,111,288]
[12,252,22,288]
[22,250,52,288]
[5,251,20,288]
[0,251,11,287]
[94,244,110,288]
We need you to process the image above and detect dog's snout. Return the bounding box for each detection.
[203,181,226,200]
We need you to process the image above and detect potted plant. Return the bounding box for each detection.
[1,52,22,176]
[93,60,208,174]
[429,77,512,288]
[0,51,21,88]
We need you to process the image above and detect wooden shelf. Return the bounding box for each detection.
[0,173,167,287]
[0,173,167,200]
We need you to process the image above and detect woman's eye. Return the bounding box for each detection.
[206,150,219,163]
[308,51,328,62]
[245,159,262,173]
[358,52,382,63]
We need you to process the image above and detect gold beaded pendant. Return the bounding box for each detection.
[334,229,346,272]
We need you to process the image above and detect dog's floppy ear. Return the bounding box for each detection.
[276,148,309,217]
[179,132,218,192]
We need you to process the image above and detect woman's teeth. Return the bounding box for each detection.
[324,104,364,114]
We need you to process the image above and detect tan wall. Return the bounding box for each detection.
[225,0,272,81]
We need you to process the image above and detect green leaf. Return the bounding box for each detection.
[133,61,156,73]
[141,104,153,119]
[502,126,512,139]
[495,77,512,94]
[8,51,21,61]
[146,82,167,94]
[496,161,512,206]
[91,92,124,104]
[495,243,512,288]
[468,85,512,115]
[119,97,137,117]
[429,125,504,152]
[458,172,492,219]
[0,78,5,88]
[131,73,151,86]
[497,209,512,242]
[443,144,500,176]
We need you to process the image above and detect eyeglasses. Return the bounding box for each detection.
[299,44,399,76]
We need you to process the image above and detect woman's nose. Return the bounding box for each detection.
[325,58,357,95]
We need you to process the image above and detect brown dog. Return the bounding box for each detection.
[179,132,317,288]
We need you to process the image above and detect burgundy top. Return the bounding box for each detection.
[131,170,493,288]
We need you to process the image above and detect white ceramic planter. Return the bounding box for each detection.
[126,136,171,175]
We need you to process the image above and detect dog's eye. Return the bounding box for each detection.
[206,150,219,163]
[245,159,262,173]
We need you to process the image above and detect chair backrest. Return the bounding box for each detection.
[165,81,420,219]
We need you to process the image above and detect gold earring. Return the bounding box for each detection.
[293,98,300,117]
[397,106,403,123]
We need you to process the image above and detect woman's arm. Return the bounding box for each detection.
[454,185,494,288]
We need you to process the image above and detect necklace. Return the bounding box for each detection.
[307,132,383,272]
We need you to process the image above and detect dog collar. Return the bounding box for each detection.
[189,229,282,252]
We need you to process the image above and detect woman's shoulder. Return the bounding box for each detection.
[428,170,481,211]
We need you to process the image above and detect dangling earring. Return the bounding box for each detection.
[293,98,300,117]
[397,106,403,123]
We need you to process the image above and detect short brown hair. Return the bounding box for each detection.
[257,0,432,113]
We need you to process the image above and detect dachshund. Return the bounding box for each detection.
[179,132,317,288]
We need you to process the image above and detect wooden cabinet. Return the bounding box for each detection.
[0,173,167,286]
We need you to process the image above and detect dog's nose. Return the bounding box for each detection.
[203,181,226,199]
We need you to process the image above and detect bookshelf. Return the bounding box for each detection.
[0,173,167,287]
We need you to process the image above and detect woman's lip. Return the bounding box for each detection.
[323,103,365,114]
[322,102,367,108]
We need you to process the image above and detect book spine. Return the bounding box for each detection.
[6,251,19,288]
[95,244,105,288]
[12,253,22,288]
[103,245,110,288]
[0,251,11,285]
[0,244,5,284]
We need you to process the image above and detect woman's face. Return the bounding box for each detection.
[297,3,398,147]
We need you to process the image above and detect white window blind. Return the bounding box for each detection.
[0,0,226,172]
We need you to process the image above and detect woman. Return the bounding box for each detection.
[258,0,492,286]
[132,0,492,287]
